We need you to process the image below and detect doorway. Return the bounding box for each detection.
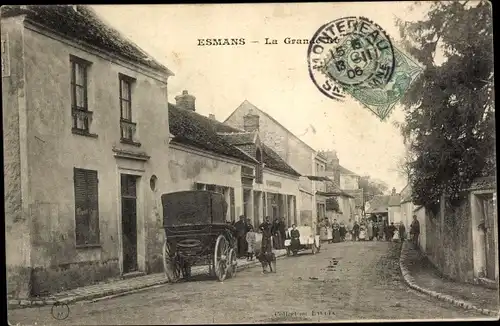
[121,174,138,274]
[481,194,496,280]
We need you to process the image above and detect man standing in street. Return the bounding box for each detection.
[278,218,286,249]
[352,221,360,241]
[234,215,248,258]
[347,218,354,241]
[410,215,420,249]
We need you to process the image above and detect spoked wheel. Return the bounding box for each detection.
[163,240,180,283]
[227,248,237,278]
[213,235,229,282]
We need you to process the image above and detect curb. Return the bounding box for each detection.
[399,243,499,318]
[8,251,288,310]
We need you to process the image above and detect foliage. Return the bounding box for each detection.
[326,197,341,213]
[395,1,494,209]
[359,176,389,202]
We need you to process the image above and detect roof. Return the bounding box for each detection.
[224,100,317,153]
[343,189,364,207]
[217,132,256,146]
[169,104,300,177]
[366,195,390,214]
[388,194,401,207]
[168,104,256,163]
[324,179,353,198]
[1,5,172,76]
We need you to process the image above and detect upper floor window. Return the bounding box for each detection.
[119,74,140,146]
[70,56,95,137]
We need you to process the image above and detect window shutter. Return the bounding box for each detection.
[74,168,89,245]
[86,170,100,245]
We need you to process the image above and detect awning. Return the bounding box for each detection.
[304,175,331,181]
[316,191,354,198]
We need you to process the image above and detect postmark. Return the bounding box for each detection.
[307,16,423,120]
[307,17,396,101]
[51,302,70,320]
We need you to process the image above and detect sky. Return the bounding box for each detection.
[92,3,430,192]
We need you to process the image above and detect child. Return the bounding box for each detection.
[245,225,256,261]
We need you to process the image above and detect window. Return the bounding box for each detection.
[70,56,94,135]
[119,74,139,145]
[74,168,100,246]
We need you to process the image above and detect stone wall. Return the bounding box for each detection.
[424,196,475,283]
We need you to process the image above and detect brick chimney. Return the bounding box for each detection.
[175,90,196,111]
[209,114,216,120]
[243,112,260,132]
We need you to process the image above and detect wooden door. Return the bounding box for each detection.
[121,174,138,273]
[483,195,496,279]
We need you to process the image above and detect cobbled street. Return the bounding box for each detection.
[9,241,483,325]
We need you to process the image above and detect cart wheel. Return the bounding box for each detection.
[163,240,179,283]
[214,235,228,282]
[227,248,237,278]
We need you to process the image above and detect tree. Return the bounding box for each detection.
[359,176,389,202]
[395,1,494,209]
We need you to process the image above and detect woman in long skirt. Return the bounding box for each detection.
[332,220,341,243]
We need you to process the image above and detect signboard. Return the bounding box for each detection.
[266,180,282,188]
[1,33,10,78]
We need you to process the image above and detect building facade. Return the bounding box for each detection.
[3,5,173,297]
[169,94,301,231]
[224,100,320,227]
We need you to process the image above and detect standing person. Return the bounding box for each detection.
[272,218,280,249]
[332,219,341,243]
[278,218,286,250]
[234,216,248,258]
[378,222,384,240]
[399,222,406,242]
[245,225,256,261]
[373,222,379,241]
[339,221,346,241]
[410,215,420,249]
[347,219,354,241]
[258,216,276,272]
[289,224,301,255]
[319,217,329,243]
[352,221,360,241]
[367,220,374,241]
[388,222,396,242]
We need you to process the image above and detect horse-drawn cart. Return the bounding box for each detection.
[161,191,238,282]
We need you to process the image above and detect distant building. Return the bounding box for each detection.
[388,187,402,224]
[224,100,325,229]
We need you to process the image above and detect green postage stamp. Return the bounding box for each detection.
[307,16,424,121]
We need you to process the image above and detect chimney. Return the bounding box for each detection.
[243,112,260,132]
[175,90,196,111]
[391,187,396,195]
[209,114,216,120]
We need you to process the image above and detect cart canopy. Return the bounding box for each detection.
[161,191,228,227]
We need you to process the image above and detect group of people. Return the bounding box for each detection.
[316,215,421,243]
[230,215,287,261]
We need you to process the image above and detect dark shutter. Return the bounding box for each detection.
[74,168,100,246]
[86,170,100,245]
[230,187,236,221]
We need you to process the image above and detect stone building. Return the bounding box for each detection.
[3,5,173,298]
[224,100,324,228]
[169,92,301,230]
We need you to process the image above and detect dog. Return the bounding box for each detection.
[255,236,277,273]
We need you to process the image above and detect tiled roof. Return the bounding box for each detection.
[388,194,401,206]
[169,104,300,177]
[324,180,353,197]
[1,5,172,75]
[366,195,390,214]
[217,132,256,146]
[168,104,256,163]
